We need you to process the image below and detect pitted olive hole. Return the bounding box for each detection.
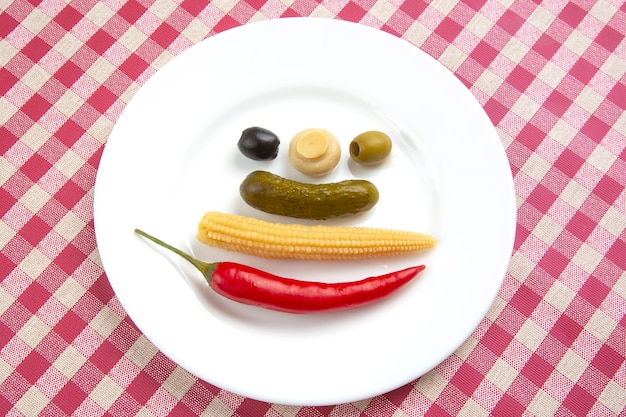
[350,142,361,157]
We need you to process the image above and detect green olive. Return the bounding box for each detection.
[349,131,392,166]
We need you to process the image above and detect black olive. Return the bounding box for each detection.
[237,127,280,161]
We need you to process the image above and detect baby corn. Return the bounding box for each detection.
[197,211,437,261]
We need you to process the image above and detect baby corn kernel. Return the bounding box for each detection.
[197,211,436,261]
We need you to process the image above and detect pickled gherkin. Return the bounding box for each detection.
[240,171,379,220]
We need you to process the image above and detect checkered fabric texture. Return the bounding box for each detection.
[1,0,624,416]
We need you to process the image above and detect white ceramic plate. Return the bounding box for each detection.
[94,18,515,406]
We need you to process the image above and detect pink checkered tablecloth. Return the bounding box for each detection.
[1,0,625,416]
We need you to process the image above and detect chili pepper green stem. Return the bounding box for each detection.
[134,229,217,280]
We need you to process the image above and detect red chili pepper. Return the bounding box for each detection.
[135,229,425,314]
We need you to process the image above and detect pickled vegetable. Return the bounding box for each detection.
[240,170,379,219]
[288,128,341,176]
[238,127,280,160]
[349,131,392,165]
[197,211,436,261]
